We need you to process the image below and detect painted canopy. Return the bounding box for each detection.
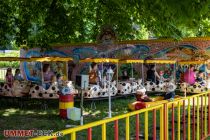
[119,59,144,63]
[144,59,176,64]
[80,58,119,63]
[28,57,73,62]
[178,60,206,65]
[0,57,73,62]
[0,57,31,61]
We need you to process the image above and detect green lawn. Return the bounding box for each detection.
[0,96,144,140]
[1,94,210,140]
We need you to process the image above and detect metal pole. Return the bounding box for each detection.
[41,62,44,85]
[102,62,103,85]
[116,63,118,89]
[108,76,111,118]
[141,63,144,83]
[131,63,134,79]
[155,63,157,83]
[205,62,207,81]
[131,63,134,93]
[80,81,86,125]
[174,63,176,83]
[187,65,190,95]
[66,61,68,81]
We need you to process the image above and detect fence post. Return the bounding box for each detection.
[153,109,156,140]
[126,116,130,140]
[177,101,181,140]
[197,96,200,140]
[188,98,191,140]
[114,120,119,140]
[71,132,76,140]
[164,104,168,140]
[145,111,148,140]
[193,97,195,140]
[208,93,210,135]
[172,103,175,140]
[102,123,106,140]
[205,94,207,136]
[87,128,92,140]
[160,106,164,140]
[201,95,204,138]
[183,100,186,140]
[135,114,139,140]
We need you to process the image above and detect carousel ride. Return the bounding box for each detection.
[143,59,177,93]
[0,57,31,97]
[79,58,119,98]
[118,59,145,95]
[178,60,208,94]
[0,57,77,99]
[0,56,209,102]
[28,57,77,99]
[78,58,146,99]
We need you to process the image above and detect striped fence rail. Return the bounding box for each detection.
[31,91,210,140]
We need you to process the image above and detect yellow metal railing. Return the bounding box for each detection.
[31,91,210,140]
[31,104,163,140]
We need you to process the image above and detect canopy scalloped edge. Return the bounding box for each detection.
[79,58,119,63]
[178,60,206,65]
[144,60,176,64]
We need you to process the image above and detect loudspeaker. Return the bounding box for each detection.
[76,75,89,89]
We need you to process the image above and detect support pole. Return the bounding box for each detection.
[116,63,118,90]
[66,61,68,81]
[141,63,144,83]
[155,63,157,84]
[131,63,134,93]
[108,80,111,118]
[131,63,134,79]
[173,63,176,83]
[102,62,104,85]
[41,62,44,85]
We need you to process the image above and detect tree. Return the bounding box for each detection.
[0,0,210,49]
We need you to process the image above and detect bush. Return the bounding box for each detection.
[0,51,20,68]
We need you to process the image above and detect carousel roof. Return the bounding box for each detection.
[0,57,73,62]
[28,57,73,62]
[144,59,176,64]
[119,59,144,63]
[178,60,206,65]
[0,57,30,61]
[79,58,119,63]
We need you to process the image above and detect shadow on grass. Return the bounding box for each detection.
[0,96,137,139]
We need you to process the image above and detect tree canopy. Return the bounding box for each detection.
[0,0,210,49]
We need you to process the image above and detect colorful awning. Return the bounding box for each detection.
[28,57,73,62]
[178,60,206,65]
[144,59,176,64]
[80,58,119,63]
[0,57,31,61]
[119,59,144,63]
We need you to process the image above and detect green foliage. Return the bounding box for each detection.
[0,61,19,69]
[0,51,19,57]
[0,51,20,68]
[0,0,210,48]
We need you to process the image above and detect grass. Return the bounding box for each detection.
[0,96,140,140]
[1,93,210,139]
[1,95,210,140]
